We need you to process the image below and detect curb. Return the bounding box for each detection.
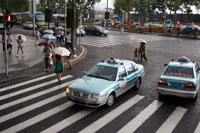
[0,45,86,86]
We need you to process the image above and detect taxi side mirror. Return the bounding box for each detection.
[164,64,168,66]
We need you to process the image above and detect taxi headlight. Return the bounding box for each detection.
[91,94,100,99]
[66,88,71,93]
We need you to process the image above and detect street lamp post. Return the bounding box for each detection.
[47,0,50,29]
[64,0,67,43]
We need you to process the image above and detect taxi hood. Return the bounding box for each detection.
[68,76,115,94]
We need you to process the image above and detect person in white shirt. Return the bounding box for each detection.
[7,33,13,54]
[35,29,41,46]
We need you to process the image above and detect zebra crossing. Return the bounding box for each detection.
[0,74,200,133]
[79,37,122,48]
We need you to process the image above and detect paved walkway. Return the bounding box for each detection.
[0,34,44,73]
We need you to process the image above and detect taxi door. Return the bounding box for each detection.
[124,63,137,89]
[116,66,128,97]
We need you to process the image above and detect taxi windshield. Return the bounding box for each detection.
[164,66,194,78]
[86,65,117,81]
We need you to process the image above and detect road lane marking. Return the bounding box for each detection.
[117,100,163,133]
[156,107,187,133]
[2,102,74,133]
[194,121,200,133]
[81,43,103,47]
[79,95,144,133]
[0,93,65,123]
[0,74,55,93]
[0,75,72,101]
[0,80,75,110]
[41,109,95,133]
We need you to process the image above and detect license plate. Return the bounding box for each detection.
[74,98,85,103]
[170,83,182,88]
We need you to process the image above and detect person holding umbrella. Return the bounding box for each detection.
[53,54,64,83]
[138,39,147,62]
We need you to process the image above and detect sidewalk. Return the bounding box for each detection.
[110,27,200,40]
[0,34,86,84]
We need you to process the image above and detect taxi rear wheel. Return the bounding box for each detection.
[134,78,141,89]
[106,93,115,107]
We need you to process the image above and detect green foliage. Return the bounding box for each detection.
[45,8,53,22]
[0,0,29,12]
[67,8,80,28]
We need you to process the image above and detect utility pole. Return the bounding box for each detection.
[47,0,50,29]
[106,0,108,29]
[71,0,77,57]
[3,9,8,76]
[64,0,67,43]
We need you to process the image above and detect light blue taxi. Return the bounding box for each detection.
[66,58,145,107]
[157,56,200,100]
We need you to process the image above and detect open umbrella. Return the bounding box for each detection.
[44,30,54,34]
[56,27,64,30]
[53,47,70,56]
[186,25,193,29]
[37,41,50,46]
[136,39,147,44]
[16,34,27,41]
[42,34,56,40]
[193,25,200,30]
[166,23,174,28]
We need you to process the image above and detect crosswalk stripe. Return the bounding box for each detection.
[79,95,144,133]
[0,74,55,93]
[81,39,121,45]
[0,75,72,101]
[117,100,163,133]
[41,108,95,133]
[82,42,110,46]
[156,107,187,133]
[0,79,76,110]
[81,43,103,47]
[194,121,200,133]
[2,102,74,133]
[0,93,65,123]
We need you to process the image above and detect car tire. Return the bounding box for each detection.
[158,94,164,101]
[96,32,100,36]
[134,78,141,89]
[86,32,88,35]
[193,94,198,101]
[106,93,115,107]
[104,34,107,36]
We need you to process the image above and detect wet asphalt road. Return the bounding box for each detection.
[1,27,200,132]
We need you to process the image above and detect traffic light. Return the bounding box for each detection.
[162,16,165,20]
[7,15,11,22]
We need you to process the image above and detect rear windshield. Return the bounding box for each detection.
[164,66,194,78]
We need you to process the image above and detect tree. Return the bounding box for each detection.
[167,0,181,27]
[0,0,29,12]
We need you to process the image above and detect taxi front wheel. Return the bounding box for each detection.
[106,93,115,107]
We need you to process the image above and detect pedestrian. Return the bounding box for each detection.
[35,28,41,46]
[53,54,64,83]
[56,29,61,43]
[7,33,13,54]
[66,44,72,70]
[60,29,64,43]
[16,35,24,57]
[134,48,140,61]
[1,34,5,52]
[43,43,52,72]
[139,41,147,62]
[65,31,71,47]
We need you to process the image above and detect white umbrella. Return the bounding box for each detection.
[16,34,27,41]
[53,47,70,56]
[136,39,147,44]
[56,27,64,30]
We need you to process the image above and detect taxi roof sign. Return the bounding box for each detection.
[177,56,190,62]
